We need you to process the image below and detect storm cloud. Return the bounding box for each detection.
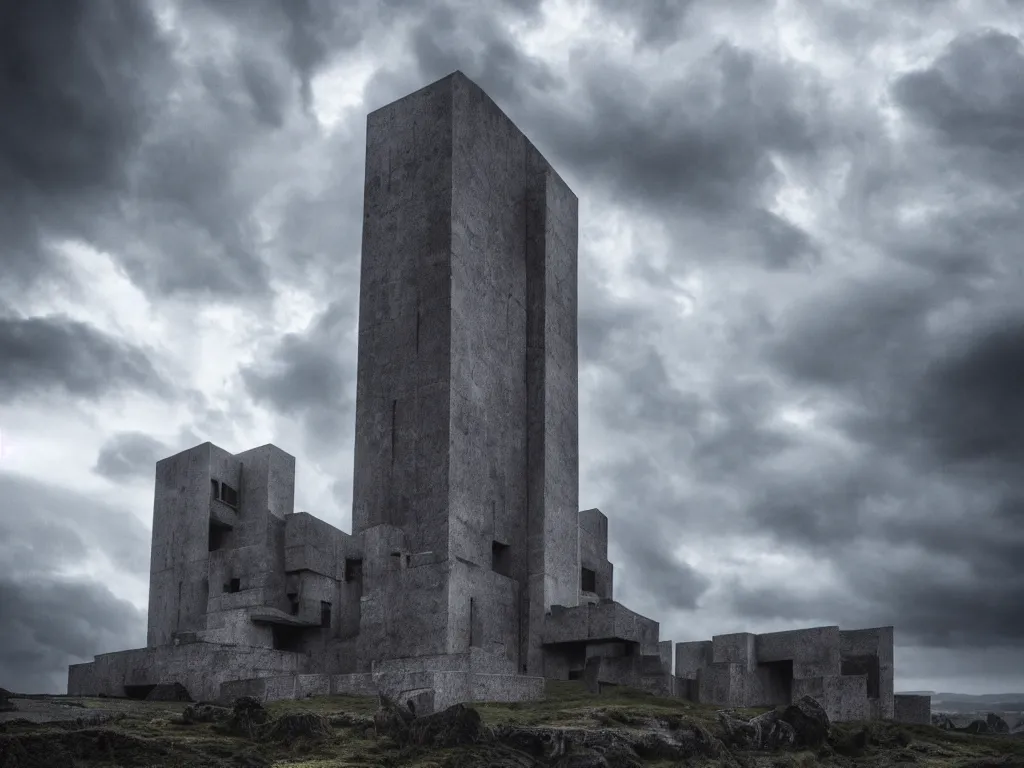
[2,0,1023,696]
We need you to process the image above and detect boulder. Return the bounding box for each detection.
[407,703,491,748]
[373,693,415,742]
[781,695,830,748]
[718,709,796,751]
[214,696,269,737]
[931,713,956,730]
[260,712,332,744]
[986,713,1010,734]
[964,719,990,734]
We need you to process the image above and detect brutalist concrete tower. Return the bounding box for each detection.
[352,71,579,675]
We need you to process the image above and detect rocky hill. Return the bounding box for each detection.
[1,681,1022,767]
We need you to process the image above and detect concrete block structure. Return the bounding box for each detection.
[67,71,673,713]
[66,70,921,723]
[675,626,929,724]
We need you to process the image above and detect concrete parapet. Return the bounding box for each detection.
[893,694,931,725]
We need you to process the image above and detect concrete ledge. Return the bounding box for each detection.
[542,601,659,645]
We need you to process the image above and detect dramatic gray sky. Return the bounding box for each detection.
[1,0,1022,696]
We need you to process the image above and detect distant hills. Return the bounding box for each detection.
[930,693,1024,715]
[895,692,1024,715]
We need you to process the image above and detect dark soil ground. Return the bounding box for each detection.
[1,681,1021,767]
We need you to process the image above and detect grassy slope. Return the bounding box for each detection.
[2,681,1021,767]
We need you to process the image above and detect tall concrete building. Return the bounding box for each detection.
[66,71,920,723]
[350,71,581,678]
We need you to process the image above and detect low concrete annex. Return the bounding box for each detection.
[68,71,928,724]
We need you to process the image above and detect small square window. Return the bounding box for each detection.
[226,578,241,594]
[344,559,362,582]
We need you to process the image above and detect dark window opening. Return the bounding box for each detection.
[344,558,363,582]
[320,601,332,628]
[272,625,304,652]
[289,597,300,616]
[568,670,584,681]
[842,655,881,699]
[220,482,238,507]
[210,479,220,500]
[208,523,227,552]
[581,567,597,593]
[124,684,157,700]
[225,578,241,594]
[491,541,511,578]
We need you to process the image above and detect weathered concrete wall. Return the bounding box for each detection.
[67,643,305,703]
[448,558,520,664]
[675,641,713,681]
[149,443,240,647]
[893,694,931,724]
[358,525,450,666]
[351,74,455,558]
[234,445,295,523]
[284,512,362,646]
[756,626,841,678]
[840,626,894,720]
[351,71,580,677]
[712,633,757,671]
[579,508,613,600]
[446,71,531,604]
[524,160,580,676]
[698,662,745,706]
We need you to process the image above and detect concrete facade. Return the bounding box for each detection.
[67,71,671,713]
[674,626,927,724]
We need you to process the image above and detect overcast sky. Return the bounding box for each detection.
[2,0,1023,697]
